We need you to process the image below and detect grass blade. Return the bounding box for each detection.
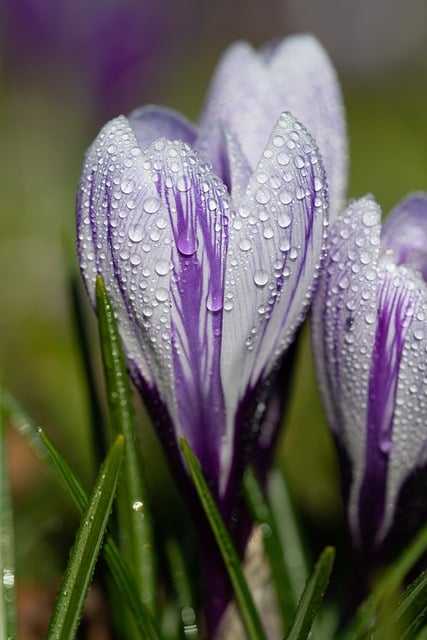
[166,538,199,640]
[2,390,160,640]
[180,436,267,640]
[267,468,309,603]
[243,466,296,628]
[96,275,156,613]
[47,435,125,640]
[374,566,427,640]
[339,517,427,640]
[284,546,335,640]
[0,386,17,640]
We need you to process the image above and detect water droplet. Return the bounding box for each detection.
[121,179,134,194]
[129,223,144,242]
[263,226,274,239]
[176,175,191,192]
[132,500,144,512]
[253,270,269,287]
[278,211,291,228]
[362,208,379,227]
[206,290,223,312]
[143,196,161,214]
[155,259,170,276]
[239,238,251,252]
[255,187,270,205]
[155,287,169,302]
[177,230,197,256]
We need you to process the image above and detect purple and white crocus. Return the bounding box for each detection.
[77,34,344,525]
[312,193,427,557]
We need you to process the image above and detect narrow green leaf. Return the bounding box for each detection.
[96,275,156,613]
[374,566,427,640]
[242,466,296,627]
[0,386,17,640]
[47,435,124,640]
[166,538,199,640]
[180,436,268,640]
[2,391,160,640]
[339,516,427,640]
[267,468,309,602]
[284,546,335,640]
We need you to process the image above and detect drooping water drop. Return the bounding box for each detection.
[177,230,197,256]
[155,259,170,276]
[143,196,161,214]
[129,223,144,242]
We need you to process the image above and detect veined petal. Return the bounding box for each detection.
[221,112,328,464]
[371,257,427,543]
[77,116,231,499]
[311,196,382,544]
[198,41,278,170]
[381,192,427,280]
[199,36,347,220]
[264,35,347,221]
[128,104,197,150]
[195,122,252,200]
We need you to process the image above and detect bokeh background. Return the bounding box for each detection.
[1,0,427,635]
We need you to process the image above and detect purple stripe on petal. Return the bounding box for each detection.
[358,261,413,549]
[221,111,327,491]
[311,196,382,544]
[143,137,231,508]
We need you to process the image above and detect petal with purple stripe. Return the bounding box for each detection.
[311,196,382,544]
[221,111,328,464]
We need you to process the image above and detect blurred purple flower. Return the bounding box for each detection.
[312,193,427,557]
[1,0,194,118]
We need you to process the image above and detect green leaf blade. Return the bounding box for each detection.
[180,436,267,640]
[96,275,156,613]
[47,434,125,640]
[3,392,159,639]
[284,546,335,640]
[0,386,17,640]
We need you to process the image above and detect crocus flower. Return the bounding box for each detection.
[77,34,342,523]
[312,193,427,557]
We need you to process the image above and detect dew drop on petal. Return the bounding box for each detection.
[155,287,169,302]
[155,259,170,276]
[253,270,269,287]
[177,230,197,256]
[129,223,144,242]
[362,208,380,227]
[143,196,161,214]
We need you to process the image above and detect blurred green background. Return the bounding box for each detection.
[0,0,426,616]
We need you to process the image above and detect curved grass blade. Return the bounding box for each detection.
[284,546,335,640]
[0,386,17,640]
[96,275,156,613]
[180,436,267,640]
[374,567,427,640]
[1,391,160,640]
[242,466,296,628]
[47,435,124,640]
[339,517,427,640]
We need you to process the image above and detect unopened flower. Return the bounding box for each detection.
[77,35,339,524]
[312,193,427,555]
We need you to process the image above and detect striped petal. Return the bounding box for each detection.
[312,195,427,550]
[311,196,382,545]
[199,34,347,219]
[77,115,232,503]
[128,104,197,150]
[221,111,328,466]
